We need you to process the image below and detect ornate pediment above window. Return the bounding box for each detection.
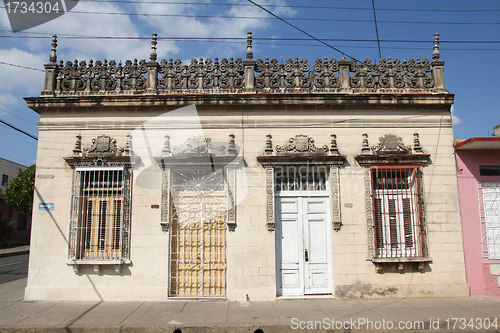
[64,134,138,168]
[257,134,346,167]
[155,134,243,233]
[276,134,328,155]
[355,133,430,166]
[258,134,346,232]
[156,134,242,169]
[371,134,411,155]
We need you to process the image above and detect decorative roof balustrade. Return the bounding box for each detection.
[57,59,148,93]
[41,32,446,96]
[158,57,245,91]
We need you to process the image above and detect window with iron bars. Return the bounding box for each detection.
[73,167,126,260]
[371,166,427,259]
[274,166,328,192]
[481,182,500,259]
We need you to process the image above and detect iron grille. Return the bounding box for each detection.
[275,167,327,192]
[75,167,124,260]
[481,182,500,259]
[169,170,227,297]
[371,166,426,259]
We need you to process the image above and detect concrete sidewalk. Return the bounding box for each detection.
[0,245,29,258]
[1,278,500,332]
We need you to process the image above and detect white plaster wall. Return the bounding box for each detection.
[25,104,468,301]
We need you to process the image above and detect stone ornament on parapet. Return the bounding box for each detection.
[41,32,446,96]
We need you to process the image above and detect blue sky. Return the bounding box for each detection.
[0,0,499,166]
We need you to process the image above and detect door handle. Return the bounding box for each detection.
[304,249,309,262]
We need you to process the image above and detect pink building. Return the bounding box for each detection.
[455,134,500,298]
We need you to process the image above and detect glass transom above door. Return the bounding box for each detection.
[275,167,328,194]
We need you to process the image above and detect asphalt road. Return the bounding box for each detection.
[0,254,28,284]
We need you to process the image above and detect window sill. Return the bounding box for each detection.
[67,259,131,274]
[370,257,432,273]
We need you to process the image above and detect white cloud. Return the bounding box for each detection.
[0,0,297,100]
[451,105,462,125]
[22,1,151,61]
[0,4,10,29]
[133,0,296,58]
[0,92,18,106]
[0,48,45,95]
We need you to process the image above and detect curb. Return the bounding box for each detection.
[0,250,29,258]
[1,325,500,333]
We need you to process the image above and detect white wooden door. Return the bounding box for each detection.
[276,196,331,296]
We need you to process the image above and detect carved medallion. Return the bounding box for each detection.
[172,136,227,156]
[173,136,208,155]
[371,134,411,154]
[295,135,309,152]
[275,135,328,154]
[79,135,125,156]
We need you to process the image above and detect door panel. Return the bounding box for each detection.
[276,198,303,295]
[306,200,327,214]
[304,198,330,294]
[281,219,300,265]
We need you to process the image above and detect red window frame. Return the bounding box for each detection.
[370,165,427,259]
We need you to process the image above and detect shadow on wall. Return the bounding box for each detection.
[34,187,104,301]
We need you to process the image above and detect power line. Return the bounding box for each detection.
[4,7,499,25]
[0,37,499,56]
[0,120,38,141]
[1,31,500,44]
[371,0,381,59]
[60,0,500,12]
[0,107,38,126]
[247,0,359,61]
[45,10,500,25]
[0,61,44,72]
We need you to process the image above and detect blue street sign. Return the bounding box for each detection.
[39,202,54,211]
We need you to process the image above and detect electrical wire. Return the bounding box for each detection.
[0,107,38,126]
[371,0,381,59]
[0,120,38,140]
[3,6,499,25]
[53,0,500,13]
[1,31,500,44]
[247,0,359,61]
[0,61,44,72]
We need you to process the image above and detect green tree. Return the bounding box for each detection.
[4,165,35,214]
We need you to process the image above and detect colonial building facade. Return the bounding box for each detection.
[24,33,468,301]
[455,132,500,298]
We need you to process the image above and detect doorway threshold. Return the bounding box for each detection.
[276,294,334,300]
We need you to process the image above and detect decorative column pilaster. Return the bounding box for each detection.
[68,170,81,260]
[42,35,58,95]
[329,166,342,231]
[244,31,256,90]
[122,169,132,261]
[431,33,445,90]
[338,57,351,90]
[146,33,159,94]
[265,166,275,231]
[226,167,237,232]
[363,167,375,258]
[160,167,172,232]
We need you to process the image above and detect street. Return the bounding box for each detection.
[0,254,28,284]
